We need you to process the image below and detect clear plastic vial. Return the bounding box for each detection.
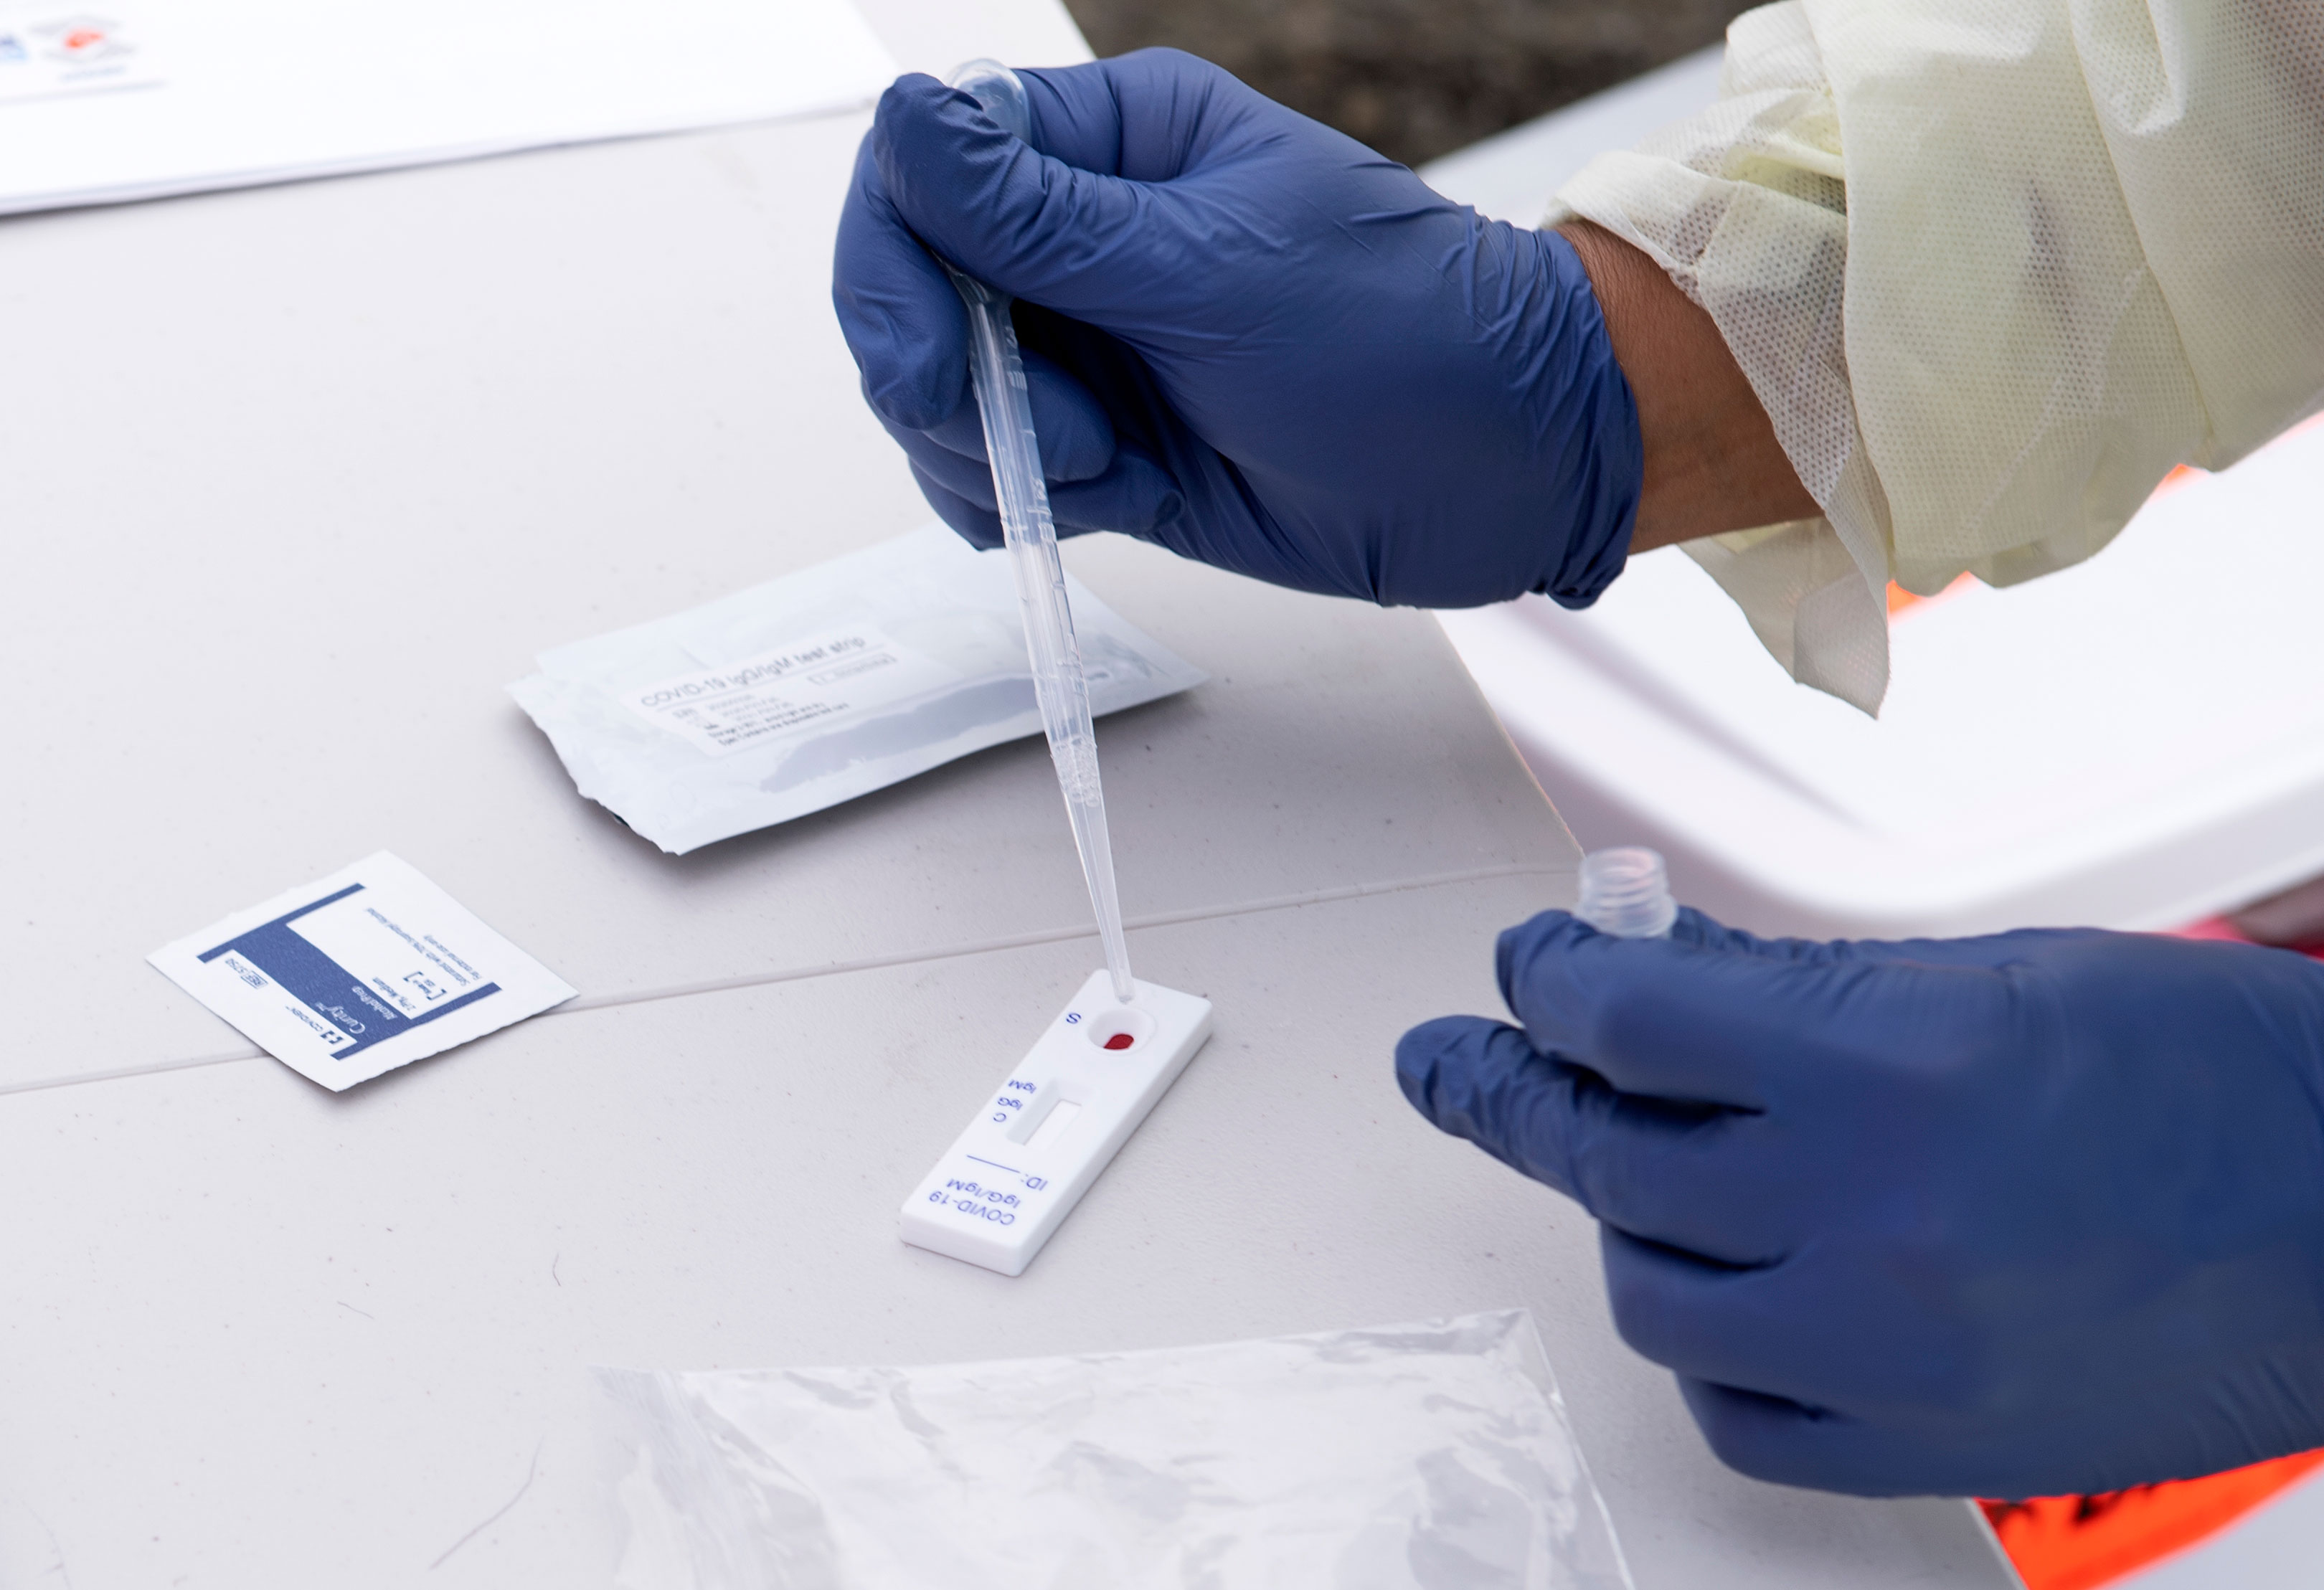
[1575,847,1678,938]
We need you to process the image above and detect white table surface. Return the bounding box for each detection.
[0,1,2016,1584]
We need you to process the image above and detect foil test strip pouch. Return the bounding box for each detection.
[508,524,1206,853]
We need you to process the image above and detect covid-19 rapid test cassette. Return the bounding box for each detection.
[901,971,1213,1277]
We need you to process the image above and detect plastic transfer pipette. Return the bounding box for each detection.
[944,59,1136,1004]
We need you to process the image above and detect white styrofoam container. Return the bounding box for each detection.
[1441,421,2324,938]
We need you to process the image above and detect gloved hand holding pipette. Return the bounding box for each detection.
[836,49,1653,610]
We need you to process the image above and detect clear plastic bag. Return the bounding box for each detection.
[508,524,1205,853]
[597,1310,1634,1589]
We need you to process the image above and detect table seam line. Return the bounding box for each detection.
[549,858,1564,1016]
[3,858,1565,1100]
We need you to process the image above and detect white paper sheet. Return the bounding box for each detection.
[0,0,897,213]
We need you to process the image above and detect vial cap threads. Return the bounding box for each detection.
[1576,847,1678,939]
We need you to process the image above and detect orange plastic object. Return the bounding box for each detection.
[2146,463,2208,501]
[1887,418,2324,627]
[1887,459,2221,620]
[1983,1451,2324,1590]
[1887,572,1979,617]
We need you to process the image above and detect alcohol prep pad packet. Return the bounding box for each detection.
[508,524,1206,853]
[597,1310,1634,1589]
[148,851,575,1091]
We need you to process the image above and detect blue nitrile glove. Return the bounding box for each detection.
[831,49,1642,609]
[1397,909,2324,1500]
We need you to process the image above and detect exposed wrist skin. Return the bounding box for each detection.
[1557,220,1819,554]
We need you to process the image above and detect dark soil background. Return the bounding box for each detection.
[1061,0,1752,168]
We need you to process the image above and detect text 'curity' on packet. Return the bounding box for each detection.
[148,852,577,1092]
[506,524,1207,853]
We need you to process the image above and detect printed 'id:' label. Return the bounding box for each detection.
[621,625,960,757]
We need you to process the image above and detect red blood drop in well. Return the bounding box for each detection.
[1103,1032,1135,1051]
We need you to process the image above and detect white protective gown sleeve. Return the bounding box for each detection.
[1548,1,2324,713]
